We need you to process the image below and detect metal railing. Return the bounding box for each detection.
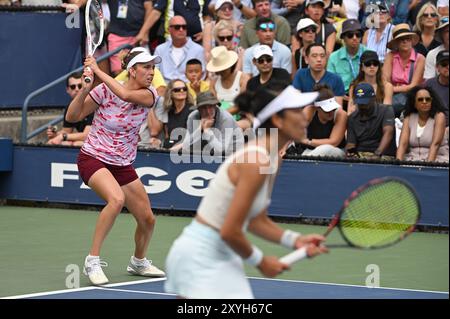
[21,43,132,143]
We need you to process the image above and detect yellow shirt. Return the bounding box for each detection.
[115,67,166,89]
[187,80,210,101]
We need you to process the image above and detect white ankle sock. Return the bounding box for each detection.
[132,256,146,265]
[87,255,99,261]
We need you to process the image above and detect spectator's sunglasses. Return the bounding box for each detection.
[170,24,187,31]
[300,26,317,34]
[417,97,432,103]
[218,35,233,42]
[219,4,233,11]
[257,56,273,64]
[345,31,362,39]
[69,84,82,90]
[258,23,275,31]
[422,13,438,18]
[172,86,187,93]
[363,60,380,67]
[376,9,389,14]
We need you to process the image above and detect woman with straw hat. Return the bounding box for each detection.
[383,23,425,117]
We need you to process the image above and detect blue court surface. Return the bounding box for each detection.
[4,277,448,299]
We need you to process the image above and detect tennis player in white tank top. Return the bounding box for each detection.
[165,84,329,299]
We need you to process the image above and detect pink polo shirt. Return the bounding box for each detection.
[391,50,423,86]
[81,83,156,166]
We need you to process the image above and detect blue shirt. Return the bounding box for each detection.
[154,38,205,83]
[292,69,345,96]
[243,41,292,76]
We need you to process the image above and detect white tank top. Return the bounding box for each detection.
[215,71,242,106]
[197,145,276,231]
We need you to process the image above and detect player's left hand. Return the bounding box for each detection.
[294,234,326,250]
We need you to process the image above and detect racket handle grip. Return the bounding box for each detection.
[84,66,92,83]
[279,247,308,266]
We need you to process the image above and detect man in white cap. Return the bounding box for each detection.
[424,16,449,80]
[246,44,291,92]
[208,0,256,23]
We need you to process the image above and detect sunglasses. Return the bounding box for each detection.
[218,35,233,42]
[376,9,389,14]
[257,56,273,64]
[345,31,362,39]
[170,24,187,31]
[417,97,432,103]
[69,84,82,90]
[363,61,380,67]
[172,87,187,93]
[219,4,233,11]
[258,23,275,31]
[301,26,317,33]
[422,13,438,18]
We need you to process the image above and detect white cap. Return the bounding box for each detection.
[215,0,233,10]
[305,0,326,7]
[296,18,318,33]
[314,98,340,112]
[126,52,162,71]
[253,86,319,129]
[253,44,273,59]
[130,46,149,54]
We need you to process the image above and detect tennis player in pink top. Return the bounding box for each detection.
[66,50,165,286]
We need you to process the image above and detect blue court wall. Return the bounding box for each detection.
[0,12,82,108]
[0,146,448,226]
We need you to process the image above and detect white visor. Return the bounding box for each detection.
[130,46,149,54]
[314,98,340,112]
[126,52,162,71]
[253,86,319,129]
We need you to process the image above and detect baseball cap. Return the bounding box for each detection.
[296,18,318,33]
[341,19,363,38]
[360,50,380,64]
[215,0,233,11]
[354,83,376,104]
[436,50,449,65]
[253,45,273,59]
[305,0,325,7]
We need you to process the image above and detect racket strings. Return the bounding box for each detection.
[340,180,419,248]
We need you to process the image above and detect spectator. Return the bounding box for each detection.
[185,58,211,102]
[293,43,345,105]
[424,16,449,80]
[292,18,318,72]
[271,0,306,43]
[211,20,245,71]
[154,16,206,83]
[348,50,393,114]
[208,0,256,23]
[176,91,242,155]
[143,0,212,43]
[239,0,291,49]
[47,72,93,146]
[207,46,246,119]
[437,0,449,16]
[345,83,397,159]
[297,84,348,158]
[396,85,449,162]
[242,17,292,77]
[362,2,394,63]
[304,0,336,56]
[148,79,194,149]
[203,0,244,61]
[327,19,367,98]
[413,2,441,57]
[383,23,425,117]
[323,0,346,23]
[425,51,449,124]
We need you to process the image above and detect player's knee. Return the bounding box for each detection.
[108,194,125,211]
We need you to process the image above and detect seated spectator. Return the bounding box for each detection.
[328,19,367,100]
[438,0,449,16]
[208,0,256,24]
[203,0,244,62]
[47,72,93,146]
[304,0,336,56]
[345,83,397,159]
[147,79,194,149]
[362,2,394,63]
[270,0,306,43]
[348,50,393,114]
[424,16,449,80]
[176,91,242,155]
[292,18,318,73]
[383,23,425,118]
[185,59,210,102]
[396,86,449,162]
[293,43,345,105]
[413,2,441,57]
[323,0,346,23]
[212,20,245,71]
[425,51,449,124]
[242,17,292,77]
[154,16,206,83]
[239,0,291,49]
[297,84,348,158]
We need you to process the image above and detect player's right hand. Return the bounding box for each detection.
[305,243,329,258]
[82,68,94,89]
[258,256,290,278]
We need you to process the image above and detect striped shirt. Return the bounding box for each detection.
[366,23,393,63]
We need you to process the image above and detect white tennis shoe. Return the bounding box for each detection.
[83,256,109,286]
[127,256,165,277]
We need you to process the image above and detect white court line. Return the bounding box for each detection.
[248,277,449,295]
[96,287,175,297]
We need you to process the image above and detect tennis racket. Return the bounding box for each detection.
[280,177,421,265]
[84,0,105,83]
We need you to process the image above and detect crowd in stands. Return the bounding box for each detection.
[7,0,448,163]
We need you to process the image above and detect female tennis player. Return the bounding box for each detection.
[164,82,328,299]
[66,51,165,286]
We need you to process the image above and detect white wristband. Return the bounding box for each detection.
[280,230,301,249]
[244,245,263,267]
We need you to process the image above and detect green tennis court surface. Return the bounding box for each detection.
[0,206,448,298]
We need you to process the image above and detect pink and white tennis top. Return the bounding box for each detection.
[81,83,156,166]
